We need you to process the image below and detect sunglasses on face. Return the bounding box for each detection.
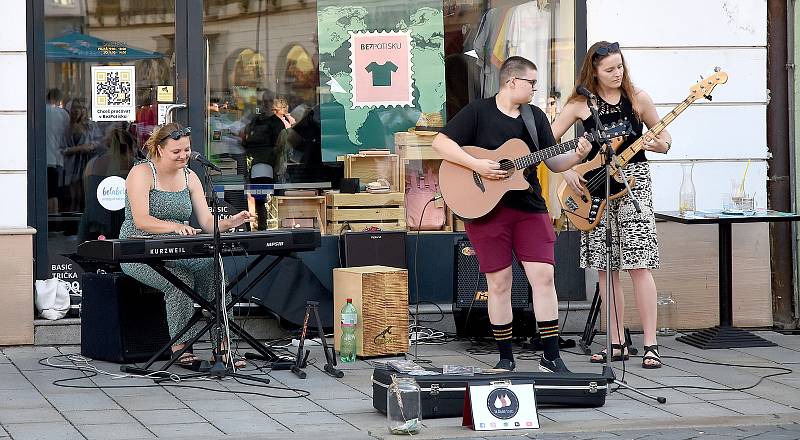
[594,42,620,57]
[158,127,191,143]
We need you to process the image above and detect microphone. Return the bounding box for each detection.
[576,85,595,100]
[190,151,221,172]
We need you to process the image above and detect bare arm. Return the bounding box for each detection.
[543,100,592,172]
[432,133,507,179]
[127,164,190,234]
[187,170,251,232]
[636,89,672,153]
[431,133,479,170]
[548,98,592,194]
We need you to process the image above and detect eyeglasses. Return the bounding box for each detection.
[158,127,191,143]
[594,42,620,57]
[513,77,537,87]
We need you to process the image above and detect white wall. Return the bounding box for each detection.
[0,0,28,228]
[587,0,768,212]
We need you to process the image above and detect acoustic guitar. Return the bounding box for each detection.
[439,121,632,219]
[557,68,729,231]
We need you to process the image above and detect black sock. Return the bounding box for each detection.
[538,319,560,361]
[491,322,514,362]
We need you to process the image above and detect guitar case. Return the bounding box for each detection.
[372,367,608,419]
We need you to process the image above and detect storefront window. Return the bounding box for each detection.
[44,0,175,259]
[40,0,579,264]
[444,0,575,124]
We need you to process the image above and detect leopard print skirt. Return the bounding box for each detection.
[579,162,660,271]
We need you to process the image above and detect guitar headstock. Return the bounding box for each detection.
[601,120,633,138]
[688,67,728,103]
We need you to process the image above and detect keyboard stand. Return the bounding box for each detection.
[120,252,291,380]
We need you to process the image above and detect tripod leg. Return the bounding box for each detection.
[312,304,343,378]
[579,282,601,354]
[291,303,313,379]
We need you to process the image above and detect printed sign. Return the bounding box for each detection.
[156,85,174,102]
[158,103,170,125]
[463,381,539,431]
[96,176,126,211]
[91,65,135,121]
[350,31,413,108]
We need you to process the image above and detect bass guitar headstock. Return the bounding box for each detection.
[689,67,728,102]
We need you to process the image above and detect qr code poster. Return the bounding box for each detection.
[350,31,413,108]
[91,66,136,121]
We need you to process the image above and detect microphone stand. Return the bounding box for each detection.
[587,94,665,404]
[199,164,271,385]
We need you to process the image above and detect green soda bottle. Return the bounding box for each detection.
[339,298,357,362]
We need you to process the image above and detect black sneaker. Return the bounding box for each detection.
[493,359,515,371]
[539,355,571,373]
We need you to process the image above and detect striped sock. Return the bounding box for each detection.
[538,319,560,360]
[491,322,514,362]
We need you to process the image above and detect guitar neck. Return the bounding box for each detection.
[514,138,582,170]
[616,98,692,165]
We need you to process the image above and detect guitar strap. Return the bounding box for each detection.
[519,104,541,152]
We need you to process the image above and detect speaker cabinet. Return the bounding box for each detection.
[340,231,407,269]
[452,239,535,338]
[81,273,171,363]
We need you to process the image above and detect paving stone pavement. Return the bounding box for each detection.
[0,331,798,439]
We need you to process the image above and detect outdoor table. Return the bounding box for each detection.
[655,210,800,349]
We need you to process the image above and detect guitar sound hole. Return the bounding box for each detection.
[498,159,514,178]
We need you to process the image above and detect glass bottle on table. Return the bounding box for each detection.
[678,163,696,216]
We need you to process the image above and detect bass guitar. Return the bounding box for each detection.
[557,68,728,231]
[439,122,632,219]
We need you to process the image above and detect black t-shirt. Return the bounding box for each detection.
[440,96,555,213]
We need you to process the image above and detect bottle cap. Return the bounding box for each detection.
[346,298,352,303]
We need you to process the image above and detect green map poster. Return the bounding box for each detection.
[317,1,445,161]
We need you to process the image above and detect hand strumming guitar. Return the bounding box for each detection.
[471,158,508,180]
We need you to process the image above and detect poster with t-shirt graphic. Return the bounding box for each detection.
[351,31,413,107]
[317,2,445,160]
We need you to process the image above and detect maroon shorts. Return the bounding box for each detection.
[464,206,555,273]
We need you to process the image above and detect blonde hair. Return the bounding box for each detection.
[143,122,183,159]
[272,97,289,111]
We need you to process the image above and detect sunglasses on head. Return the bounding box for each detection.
[594,42,620,57]
[158,127,191,143]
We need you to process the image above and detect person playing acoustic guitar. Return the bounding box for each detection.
[433,56,591,373]
[550,41,672,369]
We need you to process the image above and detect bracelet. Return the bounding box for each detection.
[664,141,672,153]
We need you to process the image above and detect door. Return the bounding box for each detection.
[39,0,204,280]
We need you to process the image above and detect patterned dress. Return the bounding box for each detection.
[578,95,660,271]
[119,161,231,345]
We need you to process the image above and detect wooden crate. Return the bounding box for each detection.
[326,192,406,234]
[396,132,453,232]
[453,213,466,232]
[272,196,326,234]
[343,153,401,193]
[333,265,409,357]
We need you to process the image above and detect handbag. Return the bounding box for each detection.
[405,167,446,230]
[34,278,72,320]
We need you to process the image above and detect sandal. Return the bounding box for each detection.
[171,347,206,372]
[642,344,662,369]
[590,343,630,363]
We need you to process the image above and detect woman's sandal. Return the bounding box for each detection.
[590,343,630,363]
[641,344,662,369]
[172,347,206,372]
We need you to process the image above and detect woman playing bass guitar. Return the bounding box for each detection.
[550,41,672,369]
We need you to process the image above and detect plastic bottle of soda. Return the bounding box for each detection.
[339,298,357,362]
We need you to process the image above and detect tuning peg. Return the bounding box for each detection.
[714,66,721,72]
[705,94,713,101]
